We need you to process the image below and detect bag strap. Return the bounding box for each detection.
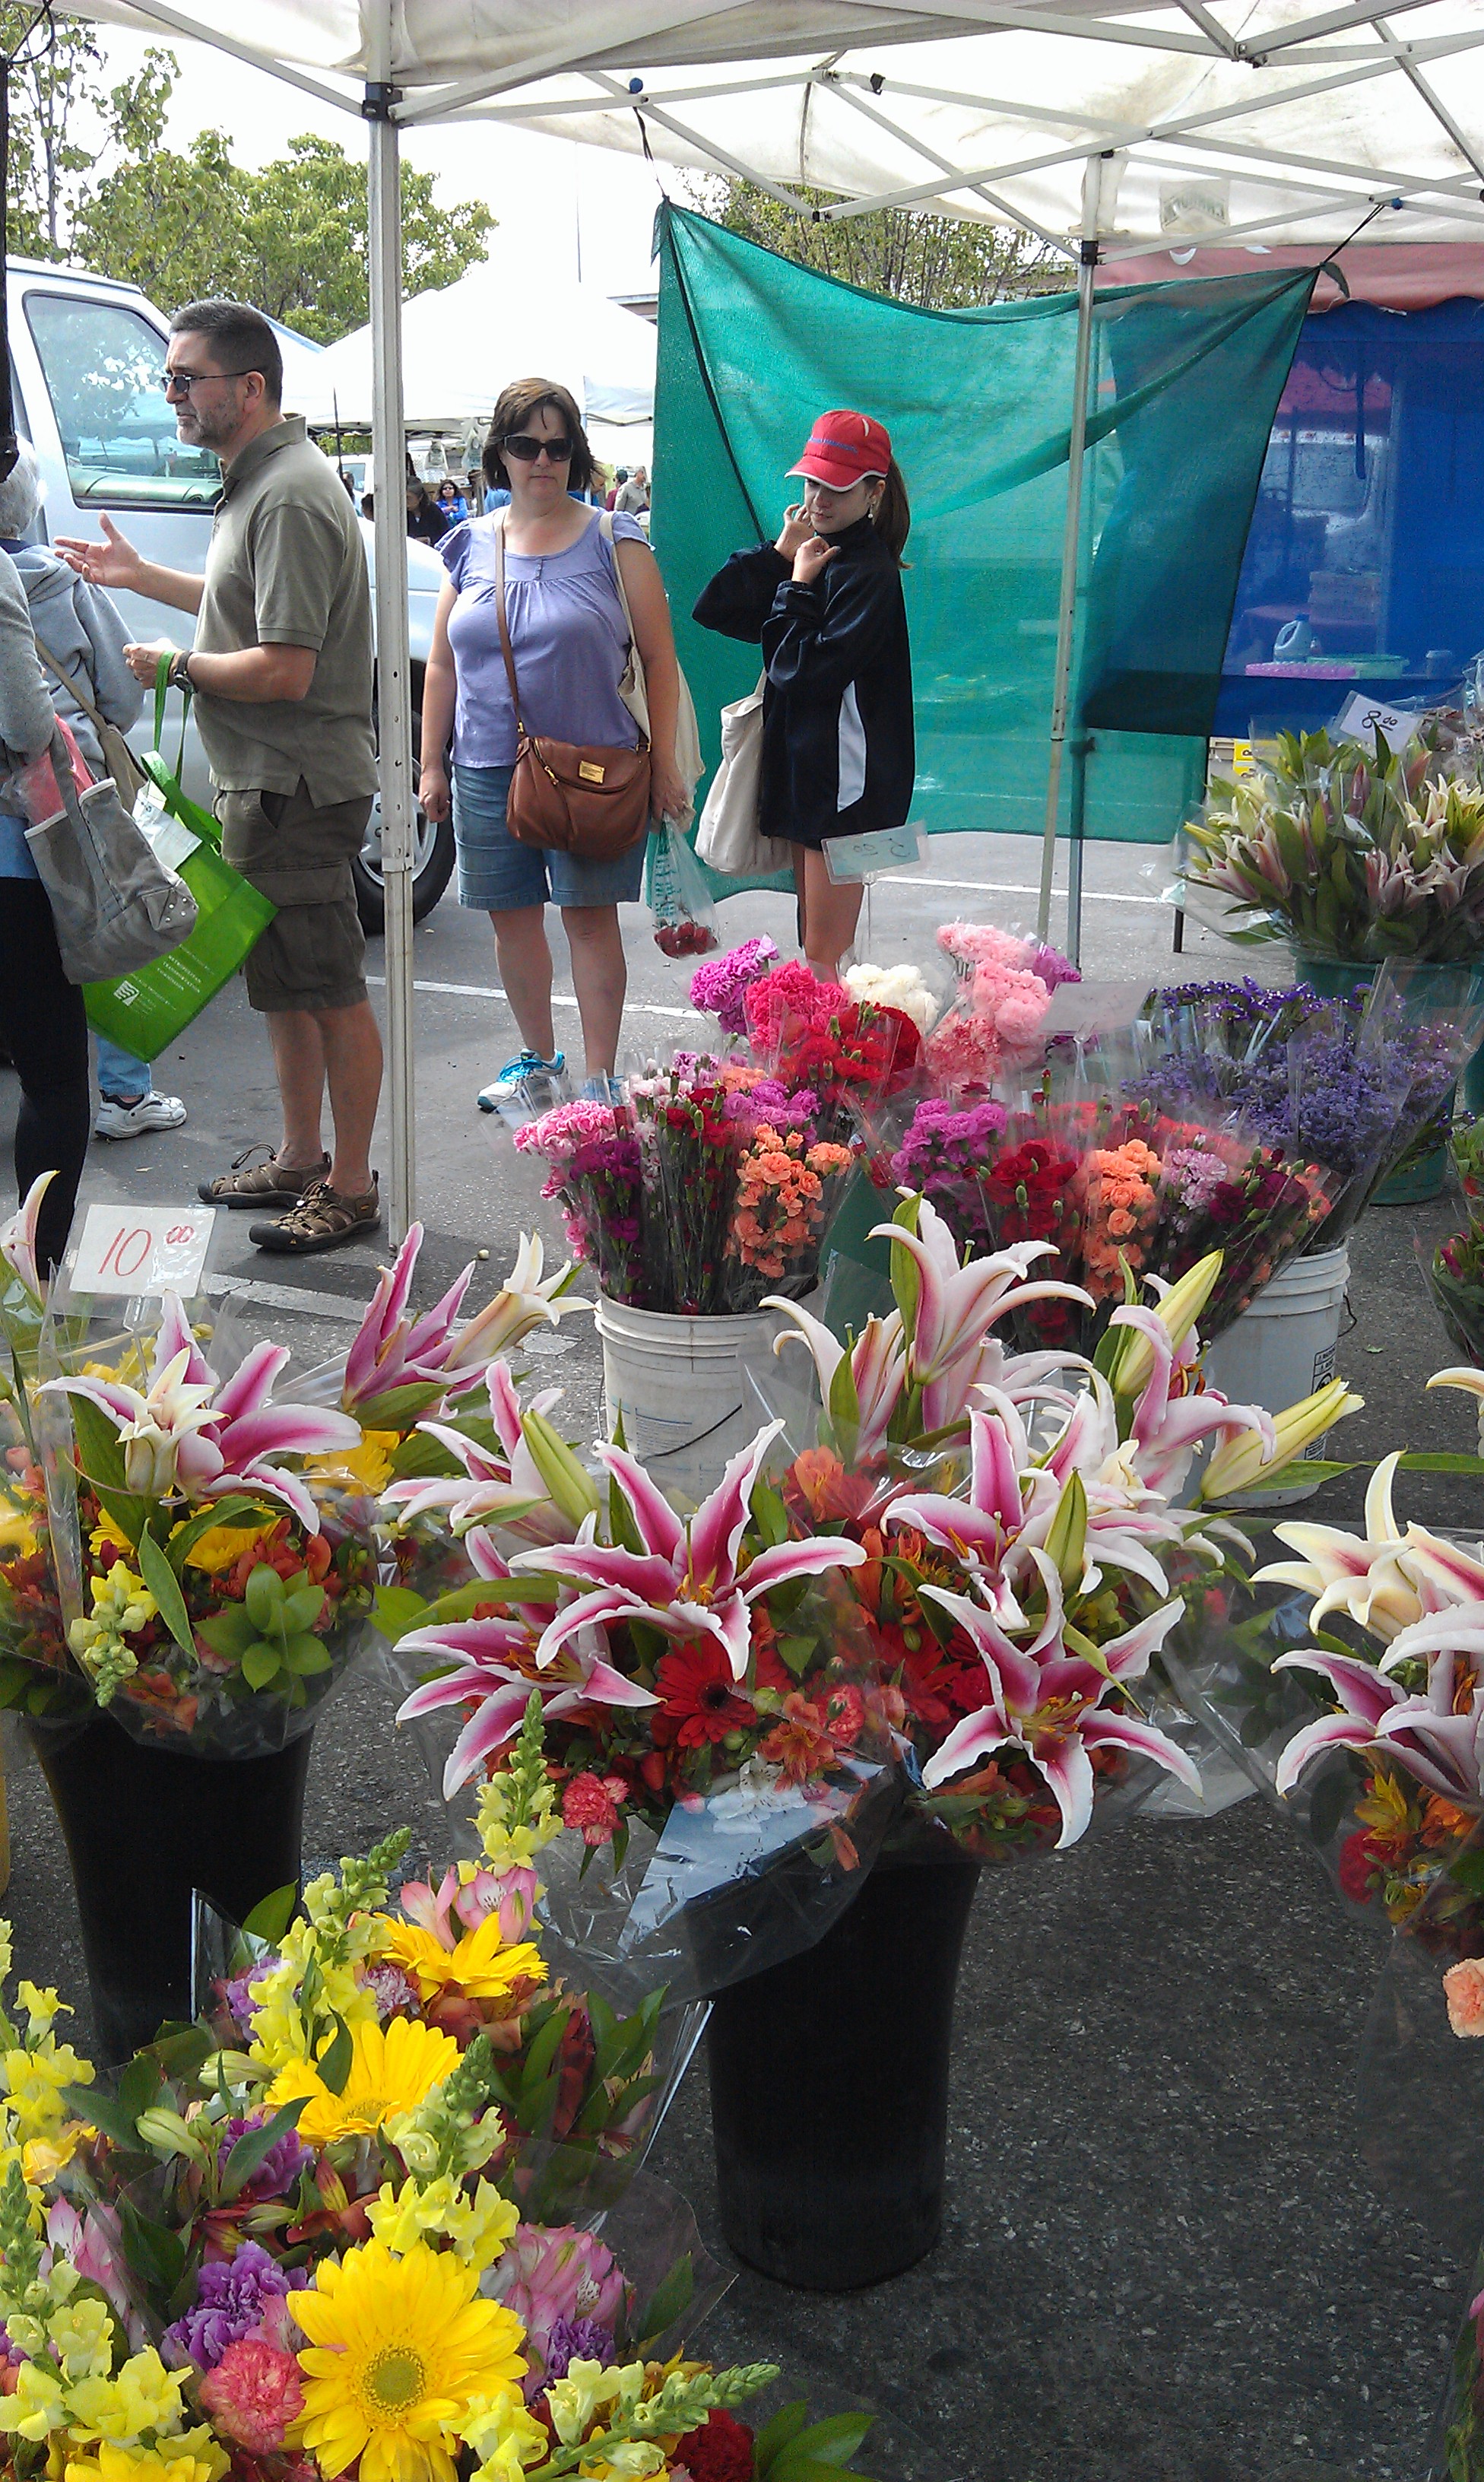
[599,508,636,638]
[31,627,112,743]
[492,515,529,738]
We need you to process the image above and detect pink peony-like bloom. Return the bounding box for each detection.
[1444,1957,1484,2036]
[198,2335,305,2453]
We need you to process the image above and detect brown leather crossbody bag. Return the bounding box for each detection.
[494,516,651,859]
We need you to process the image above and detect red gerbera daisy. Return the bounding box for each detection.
[652,1640,756,1748]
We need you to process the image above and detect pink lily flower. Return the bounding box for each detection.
[344,1226,588,1414]
[867,1203,1091,1434]
[509,1420,865,1681]
[1274,1618,1484,1812]
[382,1363,570,1541]
[43,1291,360,1531]
[762,1297,908,1455]
[0,1170,56,1305]
[395,1597,658,1798]
[884,1400,1060,1576]
[1107,1304,1275,1496]
[918,1570,1196,1846]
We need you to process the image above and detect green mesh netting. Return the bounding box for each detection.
[652,202,1318,879]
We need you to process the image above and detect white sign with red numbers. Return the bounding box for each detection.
[70,1204,217,1299]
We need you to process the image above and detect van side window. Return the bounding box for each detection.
[24,294,222,510]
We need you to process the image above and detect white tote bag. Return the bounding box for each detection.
[696,675,793,877]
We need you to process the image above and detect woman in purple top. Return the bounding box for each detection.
[420,376,687,1112]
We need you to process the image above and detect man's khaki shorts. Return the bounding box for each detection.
[217,783,374,1015]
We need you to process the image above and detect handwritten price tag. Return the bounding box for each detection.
[70,1204,216,1299]
[1333,691,1417,748]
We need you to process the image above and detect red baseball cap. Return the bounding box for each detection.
[788,409,892,490]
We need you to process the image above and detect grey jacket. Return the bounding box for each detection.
[0,548,62,774]
[5,542,143,775]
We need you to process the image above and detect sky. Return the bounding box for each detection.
[92,27,673,303]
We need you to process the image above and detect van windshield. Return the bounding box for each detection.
[25,293,222,510]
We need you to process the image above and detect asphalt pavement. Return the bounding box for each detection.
[2,836,1478,2482]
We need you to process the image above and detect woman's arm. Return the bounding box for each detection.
[418,577,459,824]
[761,562,899,701]
[77,580,145,730]
[692,541,795,641]
[0,555,61,760]
[615,537,689,824]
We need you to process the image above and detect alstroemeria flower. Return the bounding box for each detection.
[510,1420,864,1681]
[918,1567,1196,1845]
[43,1293,360,1528]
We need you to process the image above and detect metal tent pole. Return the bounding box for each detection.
[1035,153,1107,948]
[364,43,416,1243]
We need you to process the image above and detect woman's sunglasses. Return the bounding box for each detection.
[503,433,573,464]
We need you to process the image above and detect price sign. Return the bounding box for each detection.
[1333,691,1417,747]
[70,1204,216,1299]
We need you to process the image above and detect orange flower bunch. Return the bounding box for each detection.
[1074,1135,1162,1293]
[730,1125,853,1278]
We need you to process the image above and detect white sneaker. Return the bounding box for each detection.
[95,1092,188,1140]
[477,1050,567,1116]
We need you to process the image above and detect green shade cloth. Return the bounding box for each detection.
[653,203,1318,881]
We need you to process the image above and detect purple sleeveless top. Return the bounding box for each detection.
[439,509,647,767]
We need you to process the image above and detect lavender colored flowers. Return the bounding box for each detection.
[690,937,780,1035]
[162,2242,304,2370]
[541,2315,617,2381]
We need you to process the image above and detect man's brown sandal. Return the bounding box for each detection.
[199,1147,330,1209]
[249,1178,382,1255]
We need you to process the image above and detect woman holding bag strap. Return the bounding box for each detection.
[418,377,689,1112]
[693,409,914,984]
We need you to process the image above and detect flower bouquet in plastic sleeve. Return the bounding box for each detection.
[0,1867,882,2482]
[921,922,1078,1094]
[32,1288,378,1756]
[514,1096,648,1308]
[384,1413,902,2012]
[732,957,924,1147]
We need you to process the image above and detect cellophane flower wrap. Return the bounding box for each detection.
[1422,1125,1484,1376]
[0,1805,858,2482]
[923,923,1078,1092]
[33,1291,378,1757]
[1180,718,1484,961]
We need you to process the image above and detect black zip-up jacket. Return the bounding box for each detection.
[692,514,914,849]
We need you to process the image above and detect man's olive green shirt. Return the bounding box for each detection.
[193,413,378,805]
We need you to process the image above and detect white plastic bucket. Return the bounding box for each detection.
[595,1295,807,1503]
[1198,1243,1350,1509]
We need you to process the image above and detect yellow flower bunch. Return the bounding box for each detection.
[244,1919,376,2074]
[474,1721,563,1875]
[366,2174,518,2274]
[266,2018,460,2147]
[68,1564,156,1700]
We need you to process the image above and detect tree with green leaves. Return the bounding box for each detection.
[0,8,175,258]
[683,172,1070,308]
[73,132,493,341]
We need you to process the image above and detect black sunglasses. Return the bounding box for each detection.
[503,433,574,464]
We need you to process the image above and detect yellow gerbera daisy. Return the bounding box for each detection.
[265,2017,459,2146]
[373,1914,547,2007]
[64,2440,228,2482]
[291,2239,528,2482]
[306,1432,400,1494]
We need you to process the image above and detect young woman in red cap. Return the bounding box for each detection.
[693,409,912,980]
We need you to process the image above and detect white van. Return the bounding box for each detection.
[8,256,454,925]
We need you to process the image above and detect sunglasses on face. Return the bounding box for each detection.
[160,369,255,397]
[503,433,573,464]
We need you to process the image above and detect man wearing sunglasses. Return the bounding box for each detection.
[57,297,383,1255]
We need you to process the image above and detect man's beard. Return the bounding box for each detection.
[177,406,234,455]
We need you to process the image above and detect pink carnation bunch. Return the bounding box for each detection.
[689,936,779,1034]
[744,961,849,1053]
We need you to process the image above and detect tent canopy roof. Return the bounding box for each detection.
[59,2,1484,256]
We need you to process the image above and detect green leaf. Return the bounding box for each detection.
[245,1565,283,1631]
[243,1882,298,1943]
[166,1497,271,1572]
[219,2095,308,2201]
[372,1584,428,1641]
[119,2194,185,2296]
[195,1607,258,1659]
[64,2083,140,2149]
[348,1380,446,1432]
[280,1583,327,1634]
[135,1527,196,1657]
[284,1635,332,1674]
[777,1634,815,1679]
[68,1392,148,1546]
[241,1642,284,1690]
[1449,1849,1484,1899]
[116,2052,162,2124]
[771,2412,875,2472]
[628,2251,693,2349]
[316,2015,353,2097]
[750,1480,789,1550]
[754,2404,812,2476]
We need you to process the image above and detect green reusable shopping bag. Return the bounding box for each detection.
[83,662,276,1060]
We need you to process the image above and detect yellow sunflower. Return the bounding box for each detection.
[373,1913,547,2007]
[290,2238,528,2482]
[265,2017,459,2146]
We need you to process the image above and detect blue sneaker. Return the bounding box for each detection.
[578,1073,623,1106]
[477,1050,566,1115]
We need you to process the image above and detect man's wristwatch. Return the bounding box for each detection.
[168,649,194,693]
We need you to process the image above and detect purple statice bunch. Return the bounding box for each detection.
[213,2118,313,2204]
[541,2316,617,2382]
[161,2242,306,2370]
[690,936,779,1035]
[892,1096,1008,1190]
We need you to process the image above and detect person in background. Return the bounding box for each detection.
[419,376,690,1112]
[615,465,649,516]
[59,297,384,1254]
[0,444,187,1142]
[0,544,92,1274]
[437,479,467,522]
[604,466,627,513]
[406,477,449,546]
[693,409,913,985]
[359,488,375,521]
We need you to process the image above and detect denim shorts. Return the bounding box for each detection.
[452,763,645,910]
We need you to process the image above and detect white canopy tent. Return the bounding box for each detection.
[48,0,1484,1233]
[290,255,657,430]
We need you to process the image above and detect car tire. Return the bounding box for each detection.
[352,697,458,931]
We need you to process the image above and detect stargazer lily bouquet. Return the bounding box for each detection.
[27,1293,377,1757]
[0,1745,876,2482]
[382,1195,1358,1868]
